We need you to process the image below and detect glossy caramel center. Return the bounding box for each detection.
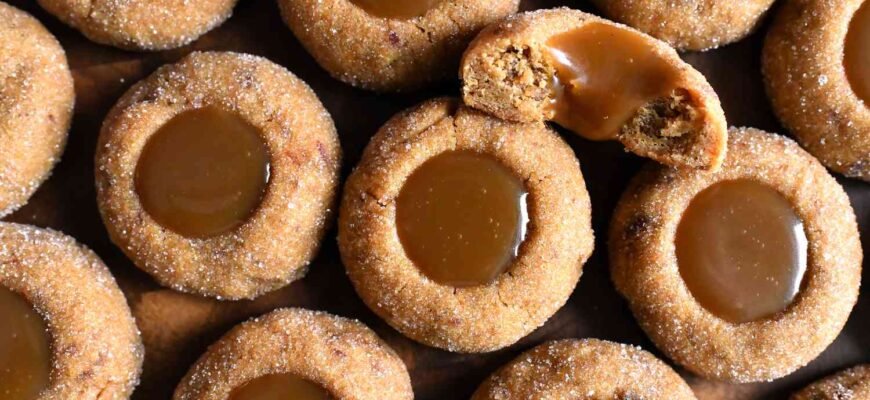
[135,107,270,238]
[350,0,442,19]
[676,179,808,323]
[229,374,333,400]
[396,150,529,287]
[0,286,51,400]
[543,22,683,140]
[845,0,870,104]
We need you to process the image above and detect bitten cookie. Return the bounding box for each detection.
[338,98,594,352]
[461,8,728,171]
[792,365,870,400]
[610,127,862,382]
[472,339,697,399]
[590,0,776,51]
[763,0,870,180]
[37,0,237,50]
[0,2,74,217]
[278,0,520,91]
[173,308,412,400]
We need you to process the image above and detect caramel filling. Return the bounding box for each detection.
[396,150,529,287]
[135,107,270,238]
[0,286,51,400]
[676,179,808,323]
[543,22,683,140]
[349,0,442,19]
[229,374,333,400]
[845,0,870,104]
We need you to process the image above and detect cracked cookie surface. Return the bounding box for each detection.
[96,51,341,300]
[0,222,144,400]
[37,0,237,50]
[472,339,696,400]
[337,97,593,352]
[590,0,776,51]
[610,128,862,382]
[763,0,870,181]
[278,0,519,91]
[173,308,412,400]
[0,2,73,217]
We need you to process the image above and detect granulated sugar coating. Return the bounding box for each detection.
[792,365,870,399]
[277,0,519,91]
[610,128,863,383]
[460,9,728,171]
[173,308,412,400]
[590,0,777,51]
[472,339,697,399]
[95,51,342,300]
[36,0,238,50]
[763,0,870,181]
[0,222,144,399]
[338,98,594,353]
[0,2,73,218]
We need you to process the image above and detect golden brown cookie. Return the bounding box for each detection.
[763,0,870,181]
[590,0,776,51]
[173,308,412,400]
[0,2,74,217]
[472,339,697,399]
[338,97,594,353]
[460,8,728,171]
[278,0,520,91]
[610,127,862,382]
[792,365,870,400]
[37,0,237,50]
[0,222,144,399]
[96,51,341,300]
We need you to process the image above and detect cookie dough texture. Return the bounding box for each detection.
[590,0,776,51]
[338,98,594,353]
[0,222,144,399]
[278,0,520,91]
[173,308,413,400]
[610,128,862,382]
[763,0,870,181]
[96,51,341,300]
[37,0,237,50]
[473,339,696,400]
[460,8,728,171]
[792,365,870,400]
[0,2,74,217]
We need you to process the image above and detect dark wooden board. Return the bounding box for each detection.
[4,0,868,399]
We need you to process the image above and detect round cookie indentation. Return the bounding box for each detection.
[173,308,412,400]
[472,339,697,399]
[37,0,237,50]
[278,0,520,91]
[763,0,870,180]
[0,2,74,218]
[610,127,863,382]
[460,9,728,171]
[229,373,334,400]
[96,51,342,300]
[0,286,51,399]
[590,0,776,51]
[675,179,808,324]
[134,106,271,239]
[338,98,594,352]
[396,150,529,287]
[792,365,870,399]
[0,222,144,399]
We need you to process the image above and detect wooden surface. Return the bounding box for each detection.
[4,0,868,399]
